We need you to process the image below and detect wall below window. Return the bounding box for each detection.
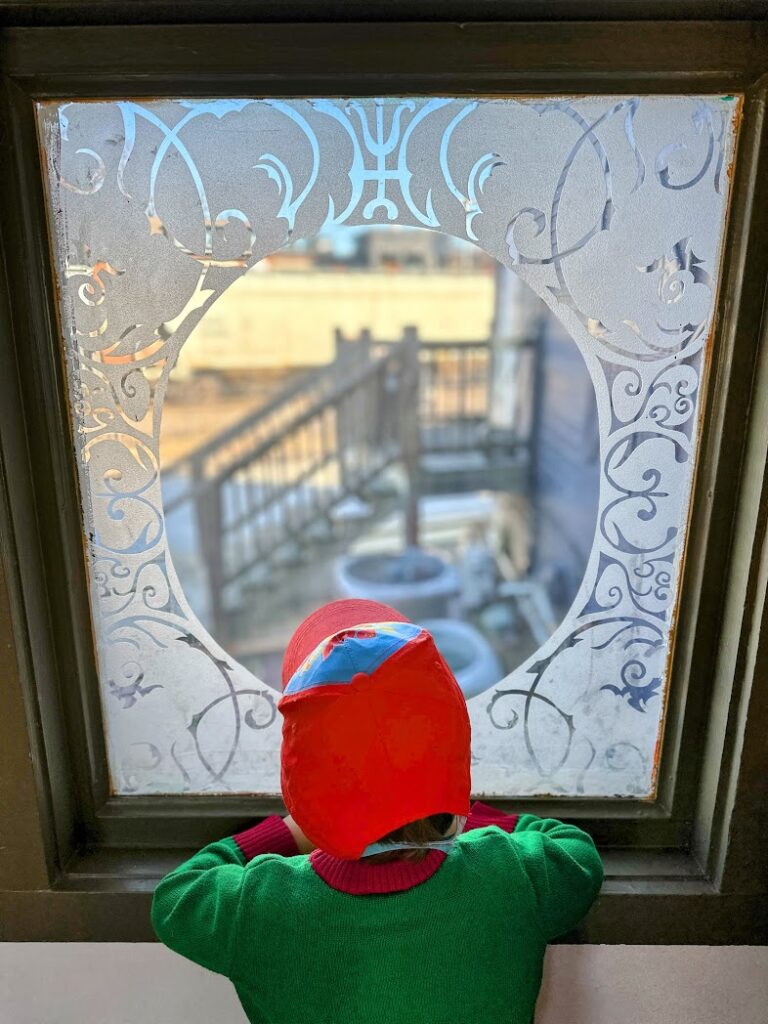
[1,944,766,1023]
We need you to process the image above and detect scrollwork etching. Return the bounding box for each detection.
[37,95,738,796]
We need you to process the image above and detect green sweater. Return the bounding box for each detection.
[152,806,602,1024]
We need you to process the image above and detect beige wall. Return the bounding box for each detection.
[1,944,766,1023]
[177,271,495,372]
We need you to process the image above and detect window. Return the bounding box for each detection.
[1,10,767,944]
[37,95,734,801]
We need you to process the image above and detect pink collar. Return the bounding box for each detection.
[309,847,447,894]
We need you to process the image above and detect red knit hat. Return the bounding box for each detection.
[278,599,471,860]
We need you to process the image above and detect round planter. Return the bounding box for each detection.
[334,547,460,621]
[422,618,503,700]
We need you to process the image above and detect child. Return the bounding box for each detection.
[152,598,603,1023]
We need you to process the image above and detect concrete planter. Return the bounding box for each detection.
[334,547,460,620]
[422,617,503,699]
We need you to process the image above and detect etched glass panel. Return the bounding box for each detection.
[36,97,738,797]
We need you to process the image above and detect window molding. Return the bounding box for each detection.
[0,11,766,943]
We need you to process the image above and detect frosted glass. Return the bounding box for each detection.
[36,96,738,796]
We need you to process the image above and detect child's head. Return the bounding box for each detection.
[278,599,471,861]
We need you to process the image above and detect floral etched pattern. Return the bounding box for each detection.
[36,96,738,796]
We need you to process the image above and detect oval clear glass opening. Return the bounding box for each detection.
[159,225,600,700]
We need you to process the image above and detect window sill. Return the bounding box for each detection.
[0,845,763,944]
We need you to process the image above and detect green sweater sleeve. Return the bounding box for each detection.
[151,836,248,976]
[510,814,604,940]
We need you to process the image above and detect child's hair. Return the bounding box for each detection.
[364,812,455,864]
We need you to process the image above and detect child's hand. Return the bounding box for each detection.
[283,814,316,854]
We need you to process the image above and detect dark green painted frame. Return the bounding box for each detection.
[0,8,767,942]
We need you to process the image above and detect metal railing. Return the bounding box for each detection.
[419,339,492,451]
[162,329,520,633]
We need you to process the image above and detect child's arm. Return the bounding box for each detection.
[465,800,519,834]
[151,815,300,974]
[509,814,604,940]
[465,801,603,940]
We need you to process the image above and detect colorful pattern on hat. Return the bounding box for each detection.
[282,621,423,696]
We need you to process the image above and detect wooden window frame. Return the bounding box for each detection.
[0,4,767,943]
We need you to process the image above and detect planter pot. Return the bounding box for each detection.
[334,547,460,621]
[422,618,503,699]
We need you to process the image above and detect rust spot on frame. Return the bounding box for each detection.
[726,95,744,182]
